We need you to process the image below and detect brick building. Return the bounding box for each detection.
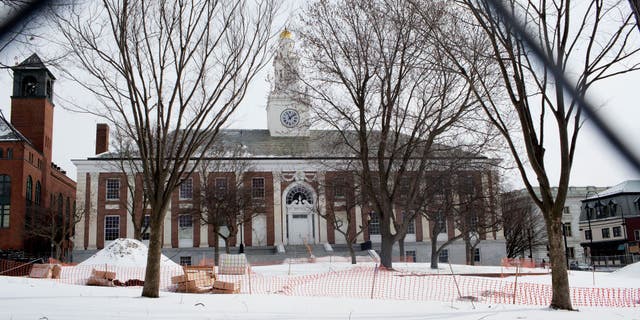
[0,54,77,259]
[72,31,504,265]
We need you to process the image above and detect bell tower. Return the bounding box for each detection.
[10,53,55,160]
[267,29,310,137]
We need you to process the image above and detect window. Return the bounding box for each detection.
[368,211,380,235]
[180,256,192,266]
[21,76,38,96]
[469,213,478,231]
[563,223,572,237]
[407,218,415,234]
[635,229,640,241]
[563,206,570,214]
[106,178,120,200]
[34,181,41,205]
[178,214,193,241]
[474,248,481,262]
[585,229,592,240]
[601,228,610,239]
[567,247,575,259]
[405,250,416,262]
[142,215,150,240]
[0,148,3,158]
[609,201,618,217]
[0,175,10,228]
[613,226,622,237]
[437,212,447,234]
[439,249,449,263]
[215,177,227,198]
[179,178,193,200]
[333,177,345,199]
[6,148,12,159]
[252,177,265,199]
[25,176,33,203]
[104,216,120,241]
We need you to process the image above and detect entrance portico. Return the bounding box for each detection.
[283,183,316,245]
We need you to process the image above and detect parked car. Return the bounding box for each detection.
[569,261,593,271]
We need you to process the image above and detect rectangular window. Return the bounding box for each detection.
[252,177,265,199]
[469,213,478,231]
[563,223,572,237]
[601,228,610,239]
[613,226,622,237]
[215,177,227,198]
[405,250,416,262]
[0,204,9,228]
[437,213,447,234]
[368,212,380,235]
[563,206,570,214]
[179,256,192,266]
[439,249,449,263]
[585,229,592,240]
[474,248,481,262]
[106,178,120,200]
[178,214,193,239]
[104,215,120,241]
[635,229,640,241]
[407,217,415,234]
[179,178,193,200]
[333,177,345,199]
[142,215,150,240]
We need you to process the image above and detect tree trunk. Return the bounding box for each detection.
[430,239,439,269]
[348,243,357,264]
[380,235,394,268]
[398,236,405,262]
[142,205,167,298]
[213,226,220,265]
[546,211,573,310]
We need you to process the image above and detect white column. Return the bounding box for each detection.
[199,222,208,247]
[272,170,283,245]
[126,174,135,239]
[88,172,99,249]
[317,172,327,244]
[163,199,172,248]
[74,172,87,250]
[421,215,430,241]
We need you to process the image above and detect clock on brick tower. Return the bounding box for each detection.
[11,54,56,161]
[267,29,310,137]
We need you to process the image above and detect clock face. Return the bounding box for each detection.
[280,109,300,128]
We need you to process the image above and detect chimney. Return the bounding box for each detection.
[95,123,109,155]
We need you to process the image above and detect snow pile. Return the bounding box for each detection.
[78,238,179,268]
[611,261,640,278]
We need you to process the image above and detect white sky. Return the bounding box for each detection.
[0,1,639,191]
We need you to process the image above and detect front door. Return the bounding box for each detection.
[287,204,313,245]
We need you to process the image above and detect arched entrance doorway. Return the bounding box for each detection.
[284,183,316,245]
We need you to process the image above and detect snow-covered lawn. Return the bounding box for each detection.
[2,240,636,319]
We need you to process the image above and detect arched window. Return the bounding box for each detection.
[57,194,63,217]
[286,185,314,205]
[0,148,3,158]
[22,76,38,96]
[34,181,41,206]
[25,176,33,203]
[0,175,11,228]
[6,148,12,160]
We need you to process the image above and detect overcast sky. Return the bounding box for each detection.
[0,1,638,192]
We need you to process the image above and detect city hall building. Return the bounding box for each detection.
[72,31,505,265]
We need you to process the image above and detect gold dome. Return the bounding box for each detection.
[280,28,292,39]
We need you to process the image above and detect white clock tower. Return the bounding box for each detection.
[267,28,310,137]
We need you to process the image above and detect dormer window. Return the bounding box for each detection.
[22,76,38,96]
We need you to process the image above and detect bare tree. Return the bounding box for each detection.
[501,190,547,259]
[421,0,640,310]
[195,144,256,265]
[316,171,370,264]
[24,196,83,262]
[299,0,491,269]
[56,0,278,297]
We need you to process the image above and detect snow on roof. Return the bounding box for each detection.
[78,238,179,268]
[587,180,640,199]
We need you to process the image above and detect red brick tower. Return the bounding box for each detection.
[10,53,55,161]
